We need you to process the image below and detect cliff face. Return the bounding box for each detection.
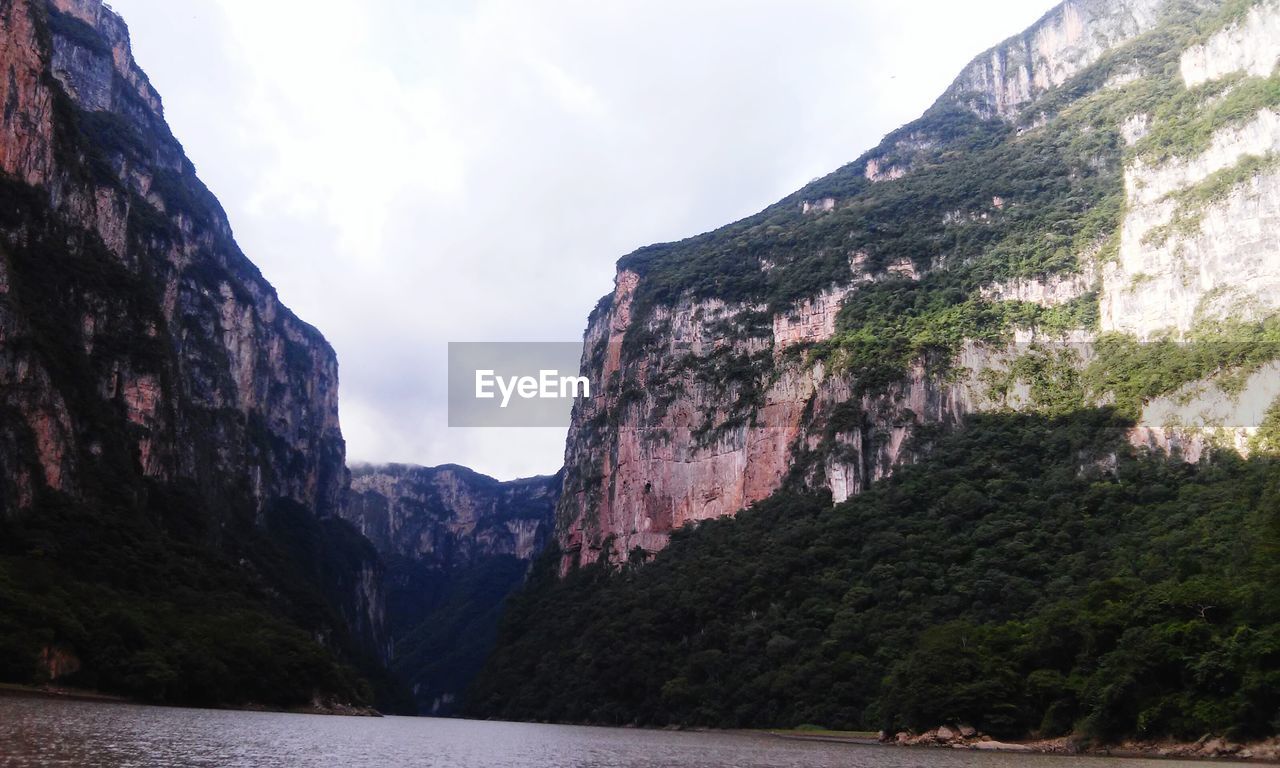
[557,0,1280,569]
[0,0,347,521]
[0,0,391,706]
[558,266,977,566]
[345,464,557,567]
[947,0,1165,118]
[341,464,559,714]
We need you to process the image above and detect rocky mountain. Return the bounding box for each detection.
[0,0,565,713]
[556,0,1280,569]
[345,464,556,568]
[0,0,398,709]
[471,0,1280,743]
[340,464,559,714]
[4,0,1277,739]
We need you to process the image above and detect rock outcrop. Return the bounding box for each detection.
[946,0,1164,119]
[882,726,1280,761]
[1181,0,1280,86]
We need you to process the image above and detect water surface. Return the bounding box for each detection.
[0,694,1209,767]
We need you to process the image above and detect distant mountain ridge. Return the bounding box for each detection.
[345,463,557,567]
[341,464,559,714]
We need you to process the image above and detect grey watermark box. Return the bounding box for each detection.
[448,342,592,427]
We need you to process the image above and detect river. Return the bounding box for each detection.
[0,694,1212,767]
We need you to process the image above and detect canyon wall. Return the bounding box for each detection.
[341,464,559,714]
[556,0,1280,569]
[0,0,388,701]
[0,0,348,521]
[345,464,557,567]
[946,0,1165,118]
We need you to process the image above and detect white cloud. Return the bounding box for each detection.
[109,0,1054,480]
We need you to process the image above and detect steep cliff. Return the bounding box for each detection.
[557,0,1280,568]
[477,2,1280,735]
[341,464,559,714]
[0,0,397,709]
[2,0,349,520]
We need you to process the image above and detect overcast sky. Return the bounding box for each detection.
[107,0,1054,480]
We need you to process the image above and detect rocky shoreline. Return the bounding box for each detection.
[877,726,1280,762]
[0,683,129,705]
[0,684,381,718]
[289,695,383,718]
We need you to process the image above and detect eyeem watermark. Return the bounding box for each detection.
[475,369,590,408]
[451,339,1280,430]
[449,342,592,427]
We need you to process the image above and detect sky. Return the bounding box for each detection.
[107,0,1055,481]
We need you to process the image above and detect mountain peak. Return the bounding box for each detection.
[946,0,1166,119]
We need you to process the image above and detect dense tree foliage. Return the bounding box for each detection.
[385,554,534,714]
[0,489,411,710]
[479,3,1280,736]
[471,410,1280,741]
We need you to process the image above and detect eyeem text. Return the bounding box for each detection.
[475,370,591,408]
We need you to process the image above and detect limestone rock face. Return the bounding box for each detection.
[1101,115,1280,337]
[0,0,55,186]
[554,0,1280,569]
[1181,0,1280,86]
[981,266,1097,307]
[556,269,988,569]
[946,0,1164,119]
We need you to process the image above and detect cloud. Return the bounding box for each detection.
[110,0,1054,479]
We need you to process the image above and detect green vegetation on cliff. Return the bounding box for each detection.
[477,0,1280,742]
[611,0,1280,395]
[387,555,534,714]
[471,410,1280,741]
[0,176,406,711]
[0,493,400,710]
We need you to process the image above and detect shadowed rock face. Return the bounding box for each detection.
[344,464,559,569]
[0,0,347,524]
[555,0,1280,570]
[342,464,560,714]
[0,0,389,701]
